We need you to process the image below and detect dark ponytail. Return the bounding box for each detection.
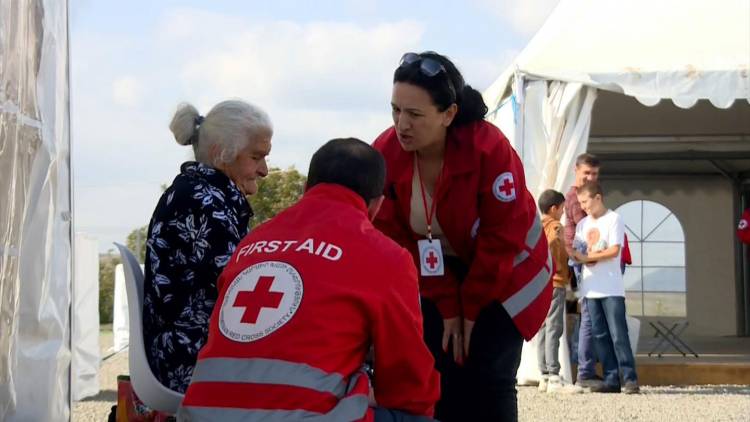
[453,84,488,126]
[393,51,488,127]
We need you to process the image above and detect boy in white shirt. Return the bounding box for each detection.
[571,181,639,394]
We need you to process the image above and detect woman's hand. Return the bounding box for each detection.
[463,319,475,359]
[442,317,464,365]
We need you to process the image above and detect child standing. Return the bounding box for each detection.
[572,181,639,394]
[536,190,582,393]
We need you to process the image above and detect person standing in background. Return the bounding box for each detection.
[536,190,583,394]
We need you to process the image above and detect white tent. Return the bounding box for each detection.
[484,0,750,195]
[0,1,73,420]
[483,0,750,384]
[72,233,101,401]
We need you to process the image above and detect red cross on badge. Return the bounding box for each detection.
[425,250,439,270]
[233,276,284,324]
[493,172,516,202]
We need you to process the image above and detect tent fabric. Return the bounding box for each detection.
[0,0,72,420]
[509,80,597,385]
[72,233,100,401]
[512,80,597,196]
[114,264,131,352]
[484,0,750,110]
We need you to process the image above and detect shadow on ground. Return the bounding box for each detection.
[79,389,117,403]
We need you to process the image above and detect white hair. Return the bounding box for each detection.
[169,99,273,166]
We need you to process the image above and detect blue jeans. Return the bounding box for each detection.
[577,299,597,380]
[587,296,638,387]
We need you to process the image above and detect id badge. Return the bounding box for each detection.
[418,238,444,276]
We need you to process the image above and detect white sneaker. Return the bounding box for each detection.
[538,375,549,392]
[546,375,584,394]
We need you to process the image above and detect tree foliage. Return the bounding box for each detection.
[126,225,148,264]
[248,167,306,227]
[98,252,120,324]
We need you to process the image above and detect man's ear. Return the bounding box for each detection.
[367,195,385,221]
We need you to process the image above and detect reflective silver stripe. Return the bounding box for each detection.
[177,395,369,422]
[513,250,529,266]
[525,214,543,249]
[503,252,553,318]
[190,358,347,398]
[513,215,543,267]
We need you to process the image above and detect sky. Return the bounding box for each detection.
[70,0,560,251]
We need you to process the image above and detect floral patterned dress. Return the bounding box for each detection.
[142,161,252,392]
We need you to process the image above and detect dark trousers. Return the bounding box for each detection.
[422,298,523,422]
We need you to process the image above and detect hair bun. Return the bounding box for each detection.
[169,103,201,146]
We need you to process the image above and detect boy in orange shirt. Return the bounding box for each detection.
[536,190,582,393]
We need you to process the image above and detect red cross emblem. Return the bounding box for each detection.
[233,276,284,324]
[425,250,439,269]
[493,172,516,202]
[499,178,514,196]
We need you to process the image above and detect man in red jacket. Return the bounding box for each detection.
[177,138,440,422]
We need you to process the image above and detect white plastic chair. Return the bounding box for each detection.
[114,243,184,414]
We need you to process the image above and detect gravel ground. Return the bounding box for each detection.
[518,384,750,422]
[73,332,750,421]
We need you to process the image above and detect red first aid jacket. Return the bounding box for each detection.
[738,209,750,244]
[373,120,553,340]
[179,184,440,421]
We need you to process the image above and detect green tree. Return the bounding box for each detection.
[124,184,165,263]
[126,225,148,263]
[249,167,306,227]
[98,252,120,324]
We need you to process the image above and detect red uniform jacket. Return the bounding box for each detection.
[373,120,553,340]
[179,184,440,421]
[738,209,750,244]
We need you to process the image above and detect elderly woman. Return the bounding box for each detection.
[142,100,272,392]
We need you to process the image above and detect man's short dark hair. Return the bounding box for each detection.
[306,138,385,202]
[578,181,603,198]
[576,153,600,168]
[538,189,565,214]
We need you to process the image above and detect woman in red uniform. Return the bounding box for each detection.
[373,52,552,422]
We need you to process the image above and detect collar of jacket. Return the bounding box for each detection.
[303,183,369,214]
[180,161,254,219]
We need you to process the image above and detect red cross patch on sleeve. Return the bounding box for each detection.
[492,172,516,202]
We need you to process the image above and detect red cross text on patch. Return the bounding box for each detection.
[233,276,284,324]
[426,250,439,270]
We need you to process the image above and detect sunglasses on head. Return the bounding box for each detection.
[398,53,457,103]
[399,52,447,77]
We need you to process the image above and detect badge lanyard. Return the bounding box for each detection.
[415,153,445,241]
[415,153,446,277]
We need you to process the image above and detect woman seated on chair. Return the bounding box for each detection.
[142,100,273,392]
